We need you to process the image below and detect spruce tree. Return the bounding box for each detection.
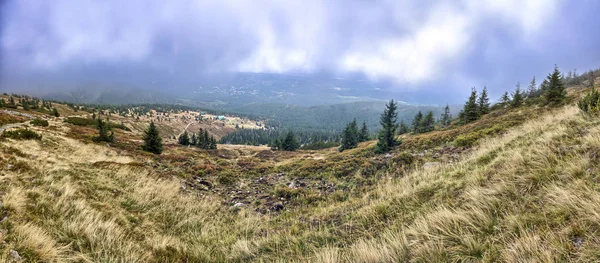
[545,65,567,106]
[282,131,299,151]
[527,76,537,98]
[589,71,595,88]
[339,119,359,152]
[197,129,205,148]
[93,118,114,143]
[374,100,399,153]
[142,121,163,154]
[512,82,524,107]
[463,88,479,123]
[178,130,190,145]
[411,111,423,133]
[421,111,435,133]
[500,92,511,106]
[52,108,60,117]
[358,121,369,142]
[478,86,490,116]
[191,133,197,146]
[398,121,409,135]
[209,136,218,149]
[203,130,210,149]
[440,105,452,127]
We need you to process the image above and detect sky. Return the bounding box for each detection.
[1,0,599,104]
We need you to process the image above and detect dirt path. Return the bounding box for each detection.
[177,122,194,138]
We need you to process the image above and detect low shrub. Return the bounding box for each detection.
[578,89,600,114]
[31,118,49,127]
[64,117,96,126]
[453,133,478,147]
[2,128,42,140]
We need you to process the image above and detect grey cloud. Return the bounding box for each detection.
[1,0,599,104]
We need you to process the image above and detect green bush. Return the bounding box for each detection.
[578,89,600,114]
[64,117,130,131]
[2,128,42,140]
[64,117,96,126]
[31,118,49,127]
[453,133,478,147]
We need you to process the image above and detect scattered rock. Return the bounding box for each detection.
[422,162,440,170]
[270,202,284,212]
[180,184,187,191]
[7,164,13,170]
[233,202,244,207]
[573,237,584,247]
[288,181,296,188]
[0,216,8,223]
[9,250,22,262]
[384,153,392,158]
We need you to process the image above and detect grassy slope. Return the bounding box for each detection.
[1,85,600,262]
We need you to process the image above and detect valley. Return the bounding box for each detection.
[1,75,599,262]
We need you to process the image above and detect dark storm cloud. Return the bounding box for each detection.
[1,0,599,103]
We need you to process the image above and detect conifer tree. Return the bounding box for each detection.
[411,111,423,133]
[500,92,511,106]
[463,88,479,123]
[358,121,369,142]
[478,86,490,116]
[589,71,595,88]
[545,65,567,106]
[93,118,114,143]
[52,108,60,117]
[527,76,538,98]
[421,111,435,133]
[209,136,218,149]
[191,133,197,146]
[281,131,299,151]
[142,121,163,154]
[398,121,409,135]
[440,105,452,127]
[374,100,399,153]
[512,82,524,107]
[197,129,205,148]
[339,119,359,152]
[178,130,190,145]
[203,130,210,149]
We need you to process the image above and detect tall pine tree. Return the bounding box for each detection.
[500,92,511,106]
[440,105,452,127]
[142,121,163,154]
[463,88,479,123]
[478,86,490,116]
[398,121,409,135]
[358,121,369,142]
[281,131,299,151]
[374,100,399,153]
[527,76,538,98]
[411,111,423,133]
[512,82,524,107]
[178,130,190,145]
[421,111,435,133]
[545,65,567,106]
[339,119,359,152]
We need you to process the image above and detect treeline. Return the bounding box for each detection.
[178,128,218,150]
[0,93,59,116]
[220,129,341,146]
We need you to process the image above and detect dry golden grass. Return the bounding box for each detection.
[2,97,600,262]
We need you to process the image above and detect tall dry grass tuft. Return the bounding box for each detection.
[13,223,71,262]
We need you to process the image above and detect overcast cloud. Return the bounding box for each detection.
[1,0,599,103]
